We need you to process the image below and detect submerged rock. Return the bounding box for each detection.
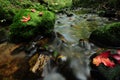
[89,22,120,48]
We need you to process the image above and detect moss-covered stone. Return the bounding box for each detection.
[44,0,72,12]
[0,0,47,25]
[0,0,17,25]
[89,22,120,48]
[90,53,120,80]
[9,9,55,43]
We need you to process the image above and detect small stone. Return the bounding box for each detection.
[31,9,36,12]
[39,12,43,16]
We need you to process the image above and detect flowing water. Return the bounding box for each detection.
[0,8,111,80]
[44,9,110,80]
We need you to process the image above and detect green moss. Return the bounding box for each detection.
[0,0,17,25]
[44,0,72,12]
[0,0,47,25]
[97,64,120,80]
[9,9,55,43]
[89,22,120,48]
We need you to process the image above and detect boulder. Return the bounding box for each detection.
[44,0,72,12]
[9,9,55,43]
[90,51,120,80]
[89,22,120,48]
[0,0,47,25]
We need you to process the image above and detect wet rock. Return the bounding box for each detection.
[56,55,67,64]
[115,11,120,20]
[44,0,72,12]
[89,22,120,48]
[25,42,38,58]
[90,52,120,80]
[98,9,116,18]
[9,9,55,43]
[66,13,74,17]
[31,54,53,76]
[11,45,25,55]
[86,18,95,21]
[57,21,61,24]
[0,29,8,44]
[56,32,67,43]
[79,39,92,50]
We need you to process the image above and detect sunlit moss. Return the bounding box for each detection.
[0,0,47,25]
[44,0,72,12]
[9,9,55,43]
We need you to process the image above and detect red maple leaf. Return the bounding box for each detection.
[101,58,115,67]
[21,14,31,23]
[99,51,110,58]
[93,51,115,68]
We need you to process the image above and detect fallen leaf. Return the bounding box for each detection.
[93,51,115,67]
[21,14,31,23]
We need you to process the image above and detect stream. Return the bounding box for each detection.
[43,9,110,80]
[0,8,112,80]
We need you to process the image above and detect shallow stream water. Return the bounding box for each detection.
[44,9,110,80]
[0,8,112,80]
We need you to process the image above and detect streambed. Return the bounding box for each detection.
[0,8,111,80]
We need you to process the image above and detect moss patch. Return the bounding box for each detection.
[44,0,72,12]
[9,9,55,43]
[89,22,120,48]
[0,0,47,25]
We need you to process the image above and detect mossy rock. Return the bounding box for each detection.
[89,22,120,48]
[0,0,47,25]
[9,9,55,43]
[44,0,72,12]
[0,0,17,25]
[90,53,120,80]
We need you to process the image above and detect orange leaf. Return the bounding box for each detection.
[92,51,115,67]
[21,14,31,23]
[101,58,115,68]
[93,56,102,66]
